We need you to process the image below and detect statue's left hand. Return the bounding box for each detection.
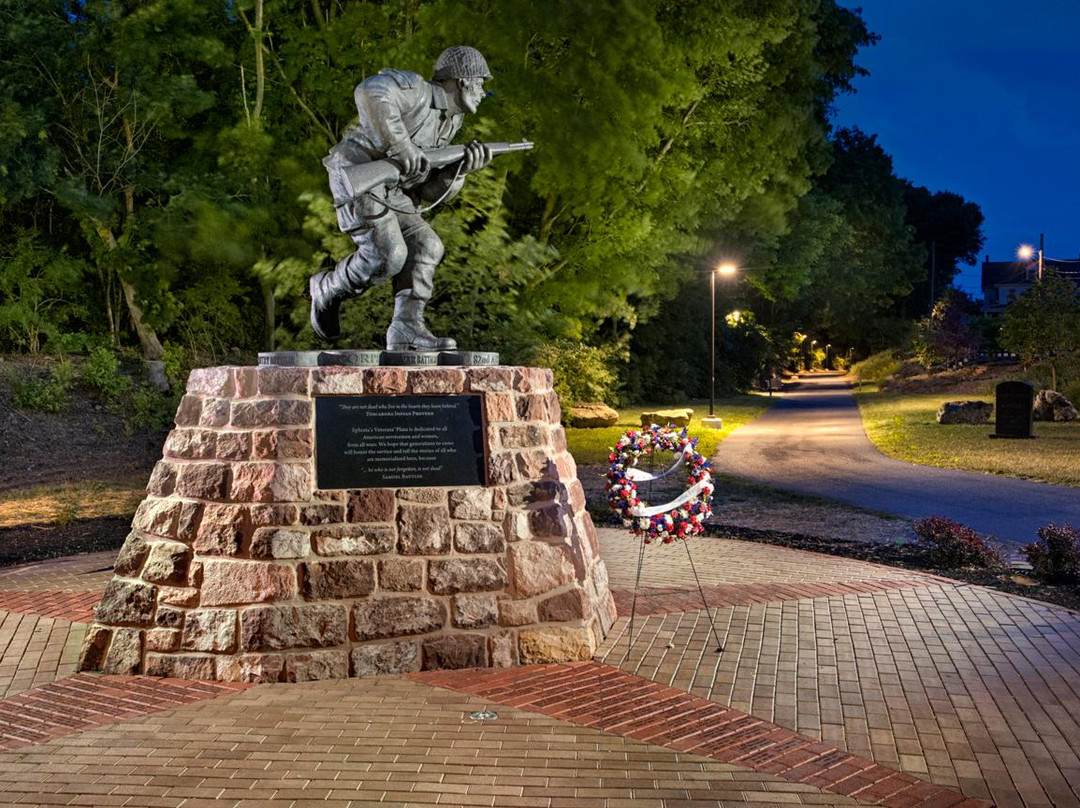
[462,141,493,173]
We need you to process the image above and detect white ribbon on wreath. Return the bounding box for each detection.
[623,445,711,517]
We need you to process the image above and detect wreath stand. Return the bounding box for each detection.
[606,427,726,663]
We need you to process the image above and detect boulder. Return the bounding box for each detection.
[1033,390,1078,422]
[936,400,993,425]
[640,408,693,428]
[567,402,618,428]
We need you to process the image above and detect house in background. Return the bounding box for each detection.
[981,256,1080,315]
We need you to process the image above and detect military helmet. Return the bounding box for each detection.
[433,46,492,81]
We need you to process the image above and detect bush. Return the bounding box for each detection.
[81,347,133,400]
[851,350,901,386]
[1023,523,1080,583]
[11,360,73,413]
[128,386,180,435]
[529,340,622,419]
[913,516,1005,568]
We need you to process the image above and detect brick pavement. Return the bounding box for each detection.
[0,530,1075,805]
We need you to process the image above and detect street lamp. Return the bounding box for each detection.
[709,263,738,419]
[1018,234,1044,281]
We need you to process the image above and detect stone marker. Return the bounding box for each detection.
[79,364,616,682]
[992,381,1035,438]
[568,402,619,429]
[1033,389,1078,422]
[936,400,993,425]
[640,408,694,428]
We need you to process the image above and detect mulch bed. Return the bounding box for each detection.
[0,516,130,568]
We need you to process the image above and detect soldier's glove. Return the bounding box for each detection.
[462,140,493,173]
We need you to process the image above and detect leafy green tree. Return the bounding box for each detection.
[1000,271,1080,391]
[912,291,980,370]
[0,231,88,353]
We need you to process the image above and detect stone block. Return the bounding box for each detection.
[215,654,285,684]
[193,504,249,556]
[313,526,394,556]
[422,635,487,671]
[487,452,518,485]
[937,400,994,425]
[146,461,178,497]
[545,391,561,422]
[145,654,216,680]
[568,402,619,428]
[176,502,203,543]
[351,641,420,676]
[252,429,313,461]
[397,488,445,504]
[142,541,192,586]
[258,366,309,396]
[538,589,588,622]
[155,607,185,629]
[216,432,252,461]
[484,392,516,424]
[489,632,516,668]
[95,579,158,627]
[132,498,181,539]
[517,393,549,422]
[428,559,506,595]
[182,609,238,653]
[174,395,202,427]
[77,625,111,672]
[377,559,424,592]
[552,426,568,452]
[453,523,505,554]
[452,594,498,629]
[362,367,408,395]
[517,450,554,480]
[1034,389,1078,422]
[352,597,446,641]
[201,560,296,606]
[498,597,537,627]
[230,399,277,429]
[397,504,451,555]
[513,367,552,393]
[231,462,311,503]
[164,428,217,460]
[410,368,465,394]
[299,503,344,526]
[145,628,181,653]
[519,625,596,664]
[508,542,576,599]
[102,628,143,675]
[240,604,348,651]
[529,503,570,539]
[199,398,231,428]
[285,650,349,682]
[498,424,550,450]
[249,503,299,527]
[449,489,492,521]
[188,367,234,397]
[311,367,364,395]
[114,532,150,577]
[348,489,396,522]
[300,559,375,600]
[465,367,514,392]
[159,587,200,608]
[277,399,312,426]
[233,366,258,398]
[176,463,231,501]
[503,512,531,543]
[250,527,309,559]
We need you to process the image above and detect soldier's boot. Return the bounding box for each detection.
[309,265,356,342]
[385,291,457,352]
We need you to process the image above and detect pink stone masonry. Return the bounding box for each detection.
[79,365,616,682]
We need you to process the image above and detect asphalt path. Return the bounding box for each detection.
[714,371,1080,547]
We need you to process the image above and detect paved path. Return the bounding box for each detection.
[2,534,1079,806]
[714,372,1080,546]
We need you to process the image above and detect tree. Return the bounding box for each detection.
[1000,271,1080,391]
[912,291,980,371]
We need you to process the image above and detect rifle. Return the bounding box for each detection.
[341,140,534,200]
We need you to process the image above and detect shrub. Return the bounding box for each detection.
[81,347,133,400]
[529,340,621,420]
[913,516,1005,568]
[128,386,180,434]
[1023,523,1080,583]
[851,350,901,386]
[12,360,73,413]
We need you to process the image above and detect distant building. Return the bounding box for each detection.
[981,256,1080,315]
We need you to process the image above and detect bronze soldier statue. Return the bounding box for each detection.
[311,46,501,351]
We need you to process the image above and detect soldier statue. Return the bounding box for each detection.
[312,46,519,352]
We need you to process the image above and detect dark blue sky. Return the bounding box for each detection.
[833,1,1080,296]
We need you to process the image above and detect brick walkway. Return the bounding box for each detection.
[0,530,1076,806]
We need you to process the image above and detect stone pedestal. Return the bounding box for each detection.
[78,365,616,683]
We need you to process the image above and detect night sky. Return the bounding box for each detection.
[833,1,1080,297]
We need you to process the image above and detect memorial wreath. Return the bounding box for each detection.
[606,425,714,542]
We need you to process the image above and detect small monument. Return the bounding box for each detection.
[992,380,1035,439]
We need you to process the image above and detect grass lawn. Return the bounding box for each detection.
[565,395,774,466]
[854,390,1080,488]
[0,479,146,528]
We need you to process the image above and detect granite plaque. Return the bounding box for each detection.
[992,380,1035,439]
[316,396,485,489]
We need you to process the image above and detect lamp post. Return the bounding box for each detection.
[708,263,738,421]
[1019,234,1044,281]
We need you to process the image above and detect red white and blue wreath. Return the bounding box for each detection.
[606,425,714,542]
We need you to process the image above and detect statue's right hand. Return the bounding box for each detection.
[394,142,429,177]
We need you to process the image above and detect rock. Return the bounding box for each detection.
[518,625,596,664]
[377,559,424,592]
[145,654,216,680]
[250,528,310,559]
[397,504,451,555]
[538,589,588,622]
[77,625,112,671]
[300,559,375,600]
[508,542,576,598]
[95,579,158,627]
[240,604,348,651]
[1033,389,1078,422]
[102,628,143,675]
[351,641,421,676]
[141,541,192,586]
[449,489,493,521]
[348,489,397,522]
[936,400,993,425]
[567,402,618,429]
[452,594,498,629]
[285,650,349,682]
[352,597,446,641]
[639,408,693,428]
[313,526,394,556]
[453,523,505,554]
[200,560,296,606]
[113,532,150,577]
[182,610,238,653]
[428,558,507,594]
[215,653,285,684]
[422,635,487,670]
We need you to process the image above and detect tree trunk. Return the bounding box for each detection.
[91,219,164,361]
